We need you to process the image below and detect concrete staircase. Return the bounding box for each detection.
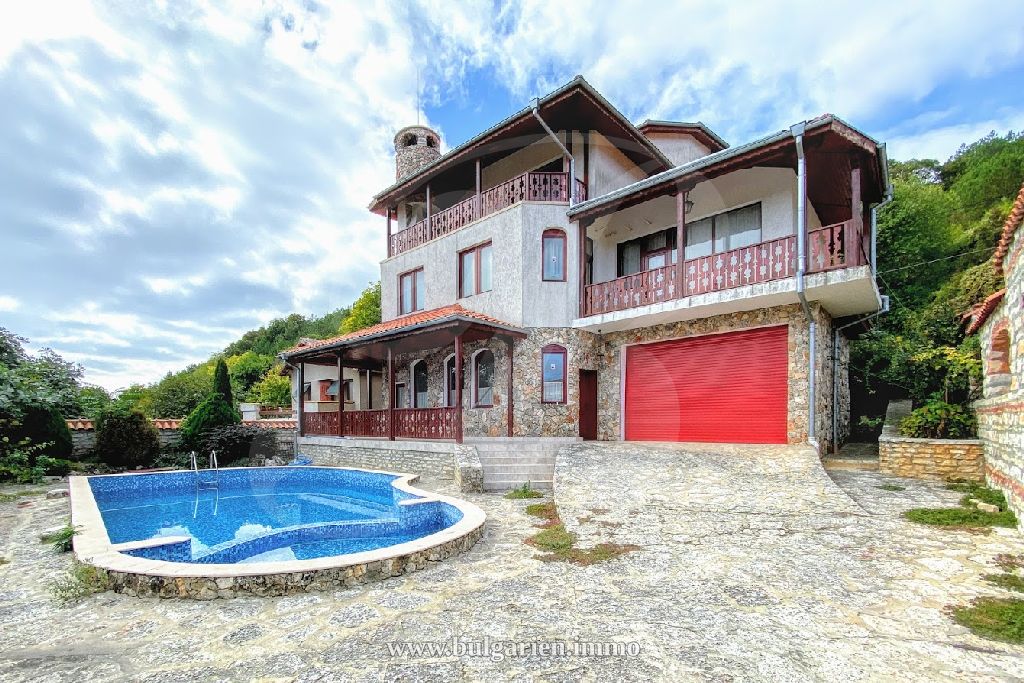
[465,438,578,492]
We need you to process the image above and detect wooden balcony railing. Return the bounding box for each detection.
[390,171,586,256]
[582,220,864,317]
[302,411,338,436]
[342,409,387,438]
[393,407,459,440]
[303,407,459,440]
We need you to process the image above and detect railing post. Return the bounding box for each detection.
[850,165,863,265]
[386,208,392,258]
[506,336,514,437]
[578,218,590,318]
[425,184,432,240]
[386,348,395,441]
[676,187,687,298]
[475,158,481,220]
[336,353,344,437]
[454,332,464,444]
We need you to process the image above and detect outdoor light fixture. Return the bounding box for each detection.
[684,198,695,214]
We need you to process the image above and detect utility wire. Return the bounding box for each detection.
[877,246,996,275]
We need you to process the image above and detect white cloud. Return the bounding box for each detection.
[0,295,20,312]
[886,110,1024,162]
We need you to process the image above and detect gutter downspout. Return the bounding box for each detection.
[831,295,890,455]
[532,98,577,205]
[281,359,301,457]
[870,181,894,275]
[791,122,818,451]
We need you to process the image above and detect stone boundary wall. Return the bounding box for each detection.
[976,397,1024,521]
[68,420,297,459]
[296,436,483,493]
[877,400,984,481]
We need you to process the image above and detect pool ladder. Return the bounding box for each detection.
[191,450,220,517]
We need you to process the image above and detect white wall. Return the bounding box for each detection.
[643,132,712,166]
[292,365,367,412]
[587,130,647,198]
[589,166,823,284]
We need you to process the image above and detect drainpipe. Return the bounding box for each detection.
[282,359,301,457]
[831,296,890,455]
[532,98,577,205]
[791,122,818,450]
[869,181,894,274]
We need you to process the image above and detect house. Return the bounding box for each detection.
[966,181,1024,519]
[280,76,889,470]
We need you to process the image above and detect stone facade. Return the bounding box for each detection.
[296,436,483,493]
[878,435,985,481]
[69,424,295,460]
[394,125,441,180]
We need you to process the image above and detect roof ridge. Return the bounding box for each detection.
[993,181,1024,274]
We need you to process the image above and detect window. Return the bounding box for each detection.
[445,355,458,407]
[343,379,352,402]
[302,382,311,402]
[617,228,677,277]
[541,344,567,404]
[474,350,495,407]
[412,361,429,409]
[399,268,424,315]
[684,203,762,260]
[542,229,566,281]
[459,242,492,297]
[394,382,409,409]
[403,133,417,147]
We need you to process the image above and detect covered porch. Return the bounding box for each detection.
[285,306,526,444]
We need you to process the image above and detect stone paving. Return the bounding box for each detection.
[1,444,1024,681]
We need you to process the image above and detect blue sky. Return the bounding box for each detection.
[1,0,1023,391]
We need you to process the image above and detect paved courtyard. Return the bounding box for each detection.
[2,443,1024,681]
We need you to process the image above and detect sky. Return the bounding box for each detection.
[1,0,1023,392]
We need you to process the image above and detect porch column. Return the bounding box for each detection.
[365,369,372,410]
[506,336,514,437]
[425,184,432,237]
[676,187,687,298]
[578,218,591,318]
[297,361,305,437]
[455,332,464,444]
[342,352,350,438]
[475,158,481,219]
[387,347,395,441]
[386,208,392,258]
[850,165,863,265]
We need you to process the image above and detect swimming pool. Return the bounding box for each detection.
[69,466,485,597]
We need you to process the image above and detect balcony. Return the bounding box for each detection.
[302,407,461,440]
[582,220,868,317]
[390,171,587,256]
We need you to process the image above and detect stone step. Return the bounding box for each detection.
[822,456,879,472]
[477,455,556,465]
[483,478,554,492]
[472,444,563,454]
[482,464,556,476]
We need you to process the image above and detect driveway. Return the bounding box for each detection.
[1,444,1023,681]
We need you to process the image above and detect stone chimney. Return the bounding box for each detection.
[394,125,441,179]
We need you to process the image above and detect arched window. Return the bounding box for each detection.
[444,355,457,407]
[403,133,417,147]
[988,323,1012,395]
[542,228,566,281]
[474,350,494,407]
[426,136,436,148]
[412,360,429,408]
[541,344,567,404]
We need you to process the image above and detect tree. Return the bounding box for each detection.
[76,385,111,419]
[226,351,275,400]
[248,366,292,406]
[94,405,160,469]
[340,282,381,334]
[150,366,211,418]
[178,394,241,451]
[213,358,233,407]
[109,384,155,417]
[13,405,73,460]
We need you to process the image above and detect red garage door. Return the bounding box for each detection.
[624,326,788,443]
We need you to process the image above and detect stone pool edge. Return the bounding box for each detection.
[68,466,486,599]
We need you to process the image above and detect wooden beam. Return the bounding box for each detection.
[297,362,305,437]
[506,337,514,437]
[386,208,392,258]
[454,332,464,444]
[676,188,687,298]
[582,130,589,197]
[475,158,481,219]
[336,353,344,437]
[386,347,395,441]
[578,218,589,317]
[425,184,432,238]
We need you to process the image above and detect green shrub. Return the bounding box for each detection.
[951,597,1024,643]
[13,406,72,460]
[899,400,977,439]
[195,424,274,466]
[505,482,544,499]
[213,358,234,407]
[94,406,160,469]
[39,457,73,477]
[40,524,78,552]
[178,394,240,451]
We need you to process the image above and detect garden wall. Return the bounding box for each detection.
[877,400,984,481]
[65,419,296,460]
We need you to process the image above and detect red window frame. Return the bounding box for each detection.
[473,350,495,407]
[542,228,567,282]
[458,241,492,298]
[398,267,424,315]
[540,343,567,404]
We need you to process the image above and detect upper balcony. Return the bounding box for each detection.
[389,170,587,256]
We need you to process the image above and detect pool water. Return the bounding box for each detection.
[87,467,462,564]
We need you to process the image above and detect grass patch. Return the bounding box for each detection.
[47,561,108,607]
[0,557,8,566]
[946,481,1008,509]
[0,488,48,504]
[876,483,906,492]
[995,554,1024,572]
[950,597,1024,643]
[40,525,79,553]
[984,572,1024,593]
[904,507,1017,528]
[521,502,639,565]
[504,483,544,500]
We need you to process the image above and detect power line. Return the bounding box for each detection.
[876,246,996,275]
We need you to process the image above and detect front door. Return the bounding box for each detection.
[579,370,598,440]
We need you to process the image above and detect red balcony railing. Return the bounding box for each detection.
[303,408,459,440]
[302,411,338,436]
[393,407,459,440]
[390,171,586,256]
[342,409,387,438]
[582,220,864,317]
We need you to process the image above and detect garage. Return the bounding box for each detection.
[624,325,789,443]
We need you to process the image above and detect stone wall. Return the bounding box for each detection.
[877,400,984,481]
[598,302,842,449]
[296,436,483,493]
[69,428,181,458]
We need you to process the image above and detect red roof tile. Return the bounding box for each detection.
[993,181,1024,275]
[964,288,1006,335]
[281,304,519,356]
